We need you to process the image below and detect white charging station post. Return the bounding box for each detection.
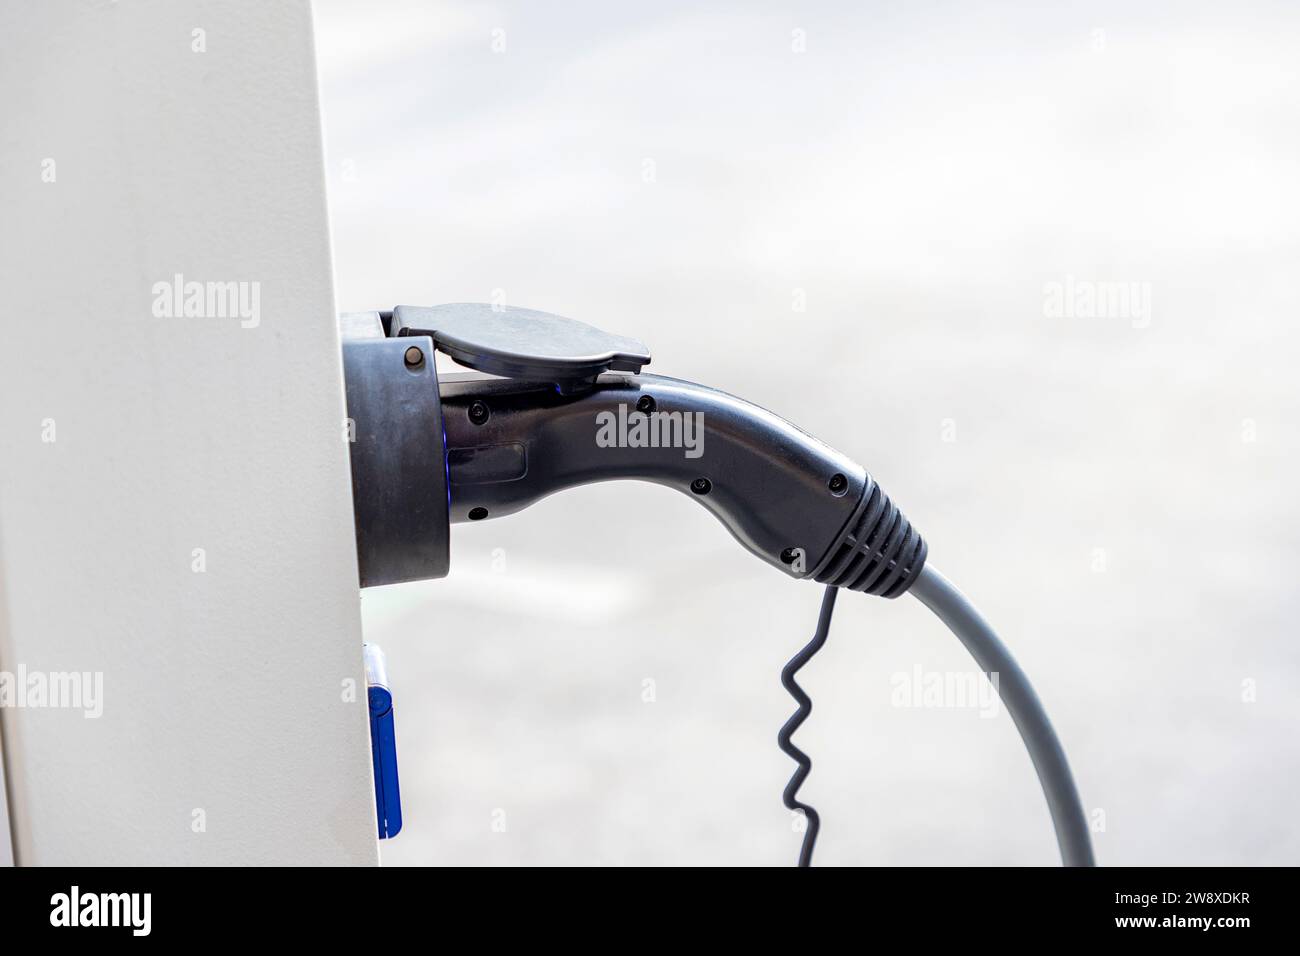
[0,0,379,865]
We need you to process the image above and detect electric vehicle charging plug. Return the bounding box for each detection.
[339,303,1095,868]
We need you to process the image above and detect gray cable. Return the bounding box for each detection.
[909,564,1096,866]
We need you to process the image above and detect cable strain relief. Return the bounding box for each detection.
[810,477,927,598]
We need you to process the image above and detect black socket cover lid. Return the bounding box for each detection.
[390,303,650,385]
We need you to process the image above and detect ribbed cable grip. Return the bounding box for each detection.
[811,477,927,598]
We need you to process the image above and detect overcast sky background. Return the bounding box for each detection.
[313,0,1300,865]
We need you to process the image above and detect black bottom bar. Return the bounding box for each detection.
[0,865,1284,941]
